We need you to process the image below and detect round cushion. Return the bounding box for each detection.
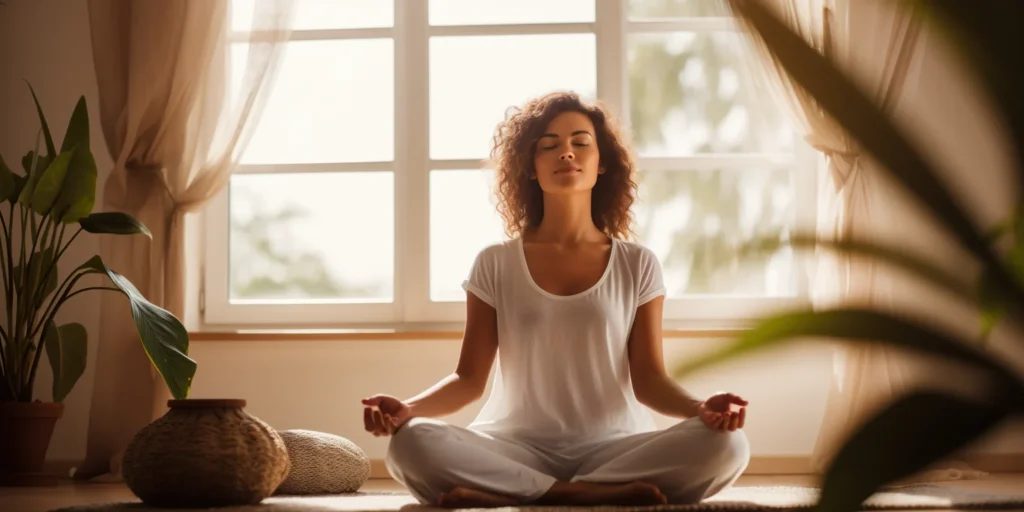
[274,430,370,495]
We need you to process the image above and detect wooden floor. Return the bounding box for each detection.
[2,474,1022,512]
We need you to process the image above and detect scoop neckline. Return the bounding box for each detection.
[516,236,618,300]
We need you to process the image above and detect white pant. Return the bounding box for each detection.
[385,417,750,505]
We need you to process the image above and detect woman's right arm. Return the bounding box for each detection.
[399,291,499,419]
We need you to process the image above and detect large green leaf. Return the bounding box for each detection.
[13,248,57,308]
[26,82,56,159]
[78,255,195,399]
[6,174,26,207]
[22,148,73,214]
[78,212,152,238]
[726,0,1021,308]
[816,392,1012,512]
[51,146,97,223]
[18,150,50,211]
[60,96,89,154]
[21,151,48,176]
[0,154,16,203]
[672,309,1023,395]
[979,266,1004,346]
[44,321,88,403]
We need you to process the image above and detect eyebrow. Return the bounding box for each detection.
[539,130,593,139]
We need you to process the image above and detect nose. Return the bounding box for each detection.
[559,150,575,161]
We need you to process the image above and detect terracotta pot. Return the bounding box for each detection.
[0,401,65,486]
[122,399,290,508]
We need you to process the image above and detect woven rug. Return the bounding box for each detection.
[51,485,1024,512]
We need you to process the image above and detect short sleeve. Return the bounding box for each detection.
[462,246,498,307]
[638,248,667,306]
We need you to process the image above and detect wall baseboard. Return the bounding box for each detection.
[369,454,1024,479]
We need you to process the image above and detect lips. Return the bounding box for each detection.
[555,166,581,174]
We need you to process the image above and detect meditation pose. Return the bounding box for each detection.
[362,91,750,508]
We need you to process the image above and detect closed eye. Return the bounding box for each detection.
[541,142,590,150]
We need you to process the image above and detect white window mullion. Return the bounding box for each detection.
[233,162,393,174]
[428,22,593,37]
[595,0,628,122]
[397,0,432,323]
[231,27,394,43]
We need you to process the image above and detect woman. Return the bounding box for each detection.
[362,91,750,508]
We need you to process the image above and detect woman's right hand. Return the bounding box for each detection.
[361,394,413,437]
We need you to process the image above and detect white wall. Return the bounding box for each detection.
[0,0,111,463]
[0,0,1019,466]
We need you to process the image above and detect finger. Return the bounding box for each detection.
[738,407,747,429]
[711,415,725,430]
[384,414,394,434]
[363,407,373,432]
[362,396,381,407]
[372,408,385,433]
[720,412,734,431]
[727,393,749,407]
[728,412,740,431]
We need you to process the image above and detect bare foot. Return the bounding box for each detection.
[437,487,519,508]
[592,481,668,506]
[539,480,668,506]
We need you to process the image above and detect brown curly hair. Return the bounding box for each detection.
[490,91,639,240]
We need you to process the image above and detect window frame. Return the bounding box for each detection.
[201,0,817,329]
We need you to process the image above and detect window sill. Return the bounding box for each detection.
[188,326,748,342]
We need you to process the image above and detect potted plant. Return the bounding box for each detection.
[0,84,197,486]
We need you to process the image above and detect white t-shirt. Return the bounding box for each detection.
[461,236,667,450]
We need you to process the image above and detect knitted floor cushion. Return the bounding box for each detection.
[274,429,371,495]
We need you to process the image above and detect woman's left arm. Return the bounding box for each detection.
[627,296,703,419]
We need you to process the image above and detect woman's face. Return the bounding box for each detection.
[532,111,602,195]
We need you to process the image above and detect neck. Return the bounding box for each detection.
[532,192,604,244]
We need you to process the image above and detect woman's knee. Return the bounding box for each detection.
[673,421,751,475]
[714,429,750,474]
[386,417,450,471]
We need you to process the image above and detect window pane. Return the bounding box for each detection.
[429,0,594,25]
[430,170,507,301]
[430,34,597,160]
[231,0,393,31]
[634,168,797,296]
[628,0,729,19]
[233,40,393,164]
[229,172,394,301]
[628,32,793,156]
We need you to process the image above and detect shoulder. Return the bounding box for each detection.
[614,239,661,267]
[470,239,519,271]
[474,239,517,261]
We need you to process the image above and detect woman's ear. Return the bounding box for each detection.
[598,166,606,175]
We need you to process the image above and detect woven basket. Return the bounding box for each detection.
[122,399,290,507]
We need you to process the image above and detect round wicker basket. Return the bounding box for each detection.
[122,399,290,507]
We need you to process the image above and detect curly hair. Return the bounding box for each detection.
[489,91,639,240]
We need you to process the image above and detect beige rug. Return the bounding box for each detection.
[51,485,1024,511]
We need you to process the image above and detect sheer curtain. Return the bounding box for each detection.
[75,0,294,481]
[725,0,973,478]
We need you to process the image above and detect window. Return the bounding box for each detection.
[203,0,816,328]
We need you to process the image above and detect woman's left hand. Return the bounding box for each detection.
[697,392,748,432]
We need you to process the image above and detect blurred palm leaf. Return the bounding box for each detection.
[726,0,1024,309]
[678,0,1024,506]
[741,235,976,305]
[815,392,1015,512]
[672,308,1023,391]
[909,1,1024,192]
